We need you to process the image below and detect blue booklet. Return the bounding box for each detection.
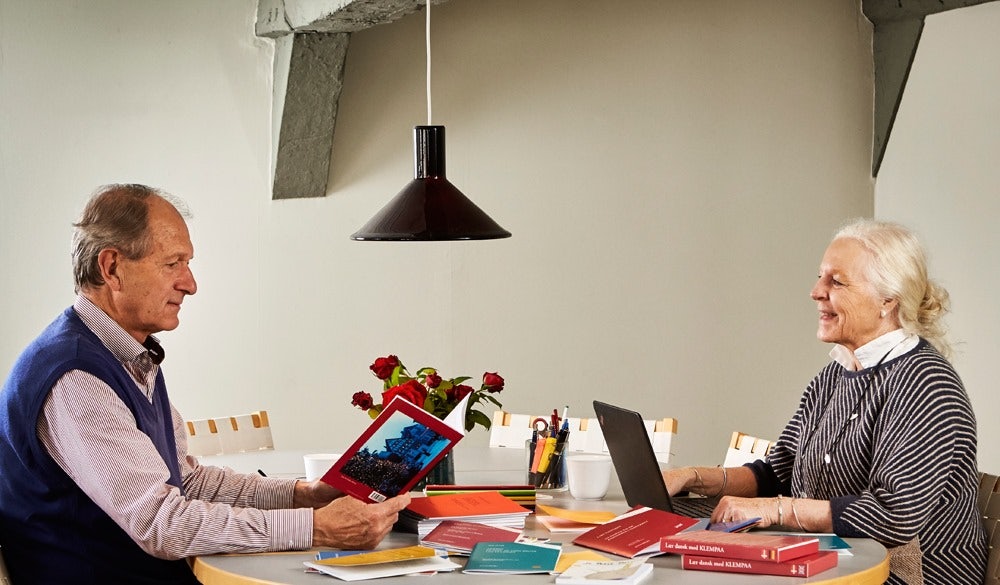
[463,541,562,574]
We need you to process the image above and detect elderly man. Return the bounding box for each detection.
[0,184,409,584]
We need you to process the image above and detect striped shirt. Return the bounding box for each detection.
[765,338,987,585]
[35,295,312,559]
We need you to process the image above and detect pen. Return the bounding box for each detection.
[560,406,569,431]
[536,437,557,474]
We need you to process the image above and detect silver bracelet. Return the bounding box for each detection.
[714,467,728,497]
[776,494,785,526]
[690,467,705,493]
[790,497,806,531]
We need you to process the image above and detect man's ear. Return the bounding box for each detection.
[97,248,123,290]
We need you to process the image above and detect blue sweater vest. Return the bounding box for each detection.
[0,308,199,584]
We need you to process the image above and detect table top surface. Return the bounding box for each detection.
[192,491,889,585]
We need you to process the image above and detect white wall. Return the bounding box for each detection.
[1,0,876,468]
[876,2,1000,473]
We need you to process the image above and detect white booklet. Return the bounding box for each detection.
[556,559,653,585]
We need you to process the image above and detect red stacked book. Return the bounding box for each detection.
[659,530,838,578]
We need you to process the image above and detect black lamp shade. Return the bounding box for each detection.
[350,126,511,241]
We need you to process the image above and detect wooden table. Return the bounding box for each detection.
[193,490,889,585]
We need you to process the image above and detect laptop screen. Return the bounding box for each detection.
[593,400,718,519]
[592,400,674,511]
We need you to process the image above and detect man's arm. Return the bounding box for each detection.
[39,371,312,559]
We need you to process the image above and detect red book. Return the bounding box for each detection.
[681,551,839,577]
[572,506,700,558]
[320,396,464,504]
[659,530,819,563]
[420,520,522,554]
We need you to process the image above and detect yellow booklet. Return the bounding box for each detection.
[312,545,438,567]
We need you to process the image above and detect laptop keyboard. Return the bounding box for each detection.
[671,496,717,518]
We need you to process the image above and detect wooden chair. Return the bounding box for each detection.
[722,431,774,467]
[980,471,1000,585]
[184,410,274,457]
[0,545,13,585]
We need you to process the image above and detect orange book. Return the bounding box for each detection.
[398,491,531,536]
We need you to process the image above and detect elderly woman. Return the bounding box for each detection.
[664,219,987,585]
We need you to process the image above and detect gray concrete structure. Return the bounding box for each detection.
[258,0,999,198]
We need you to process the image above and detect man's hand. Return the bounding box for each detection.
[293,479,342,509]
[312,492,412,550]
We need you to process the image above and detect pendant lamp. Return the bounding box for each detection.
[350,2,510,241]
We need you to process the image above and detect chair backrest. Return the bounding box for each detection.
[184,410,274,456]
[488,410,677,464]
[1,545,13,585]
[722,431,774,467]
[980,471,1000,585]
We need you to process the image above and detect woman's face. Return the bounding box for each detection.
[810,237,893,352]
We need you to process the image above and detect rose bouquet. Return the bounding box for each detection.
[351,355,505,433]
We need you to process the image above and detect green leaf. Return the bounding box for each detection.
[482,394,503,408]
[466,409,492,432]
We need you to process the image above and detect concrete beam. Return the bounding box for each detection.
[259,0,436,199]
[271,32,349,199]
[863,0,1000,175]
[863,0,997,23]
[870,18,923,177]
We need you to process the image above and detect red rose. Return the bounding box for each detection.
[382,379,428,408]
[425,372,442,388]
[351,391,374,410]
[369,355,400,380]
[482,372,505,393]
[447,384,474,403]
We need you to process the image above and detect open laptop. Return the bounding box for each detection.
[593,400,717,518]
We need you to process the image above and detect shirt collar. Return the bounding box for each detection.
[829,328,917,371]
[73,294,164,365]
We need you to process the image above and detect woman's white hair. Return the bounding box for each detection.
[834,218,952,358]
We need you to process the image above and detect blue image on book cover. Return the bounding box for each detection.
[340,410,451,497]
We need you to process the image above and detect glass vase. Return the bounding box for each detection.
[413,451,455,491]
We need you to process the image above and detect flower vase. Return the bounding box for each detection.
[414,451,455,491]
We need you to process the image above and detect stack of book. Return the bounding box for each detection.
[397,491,532,539]
[424,484,536,507]
[659,530,839,577]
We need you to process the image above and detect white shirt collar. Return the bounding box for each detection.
[829,329,918,371]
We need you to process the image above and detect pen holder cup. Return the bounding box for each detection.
[526,439,568,491]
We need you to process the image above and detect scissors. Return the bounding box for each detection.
[531,417,550,436]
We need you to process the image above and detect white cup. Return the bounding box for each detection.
[303,453,341,481]
[566,453,613,500]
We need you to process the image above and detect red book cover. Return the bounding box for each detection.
[420,520,522,554]
[320,396,464,503]
[660,530,820,563]
[681,551,839,577]
[572,506,700,558]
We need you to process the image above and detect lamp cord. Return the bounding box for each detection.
[426,0,432,125]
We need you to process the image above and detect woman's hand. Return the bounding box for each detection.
[711,496,780,528]
[662,467,697,496]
